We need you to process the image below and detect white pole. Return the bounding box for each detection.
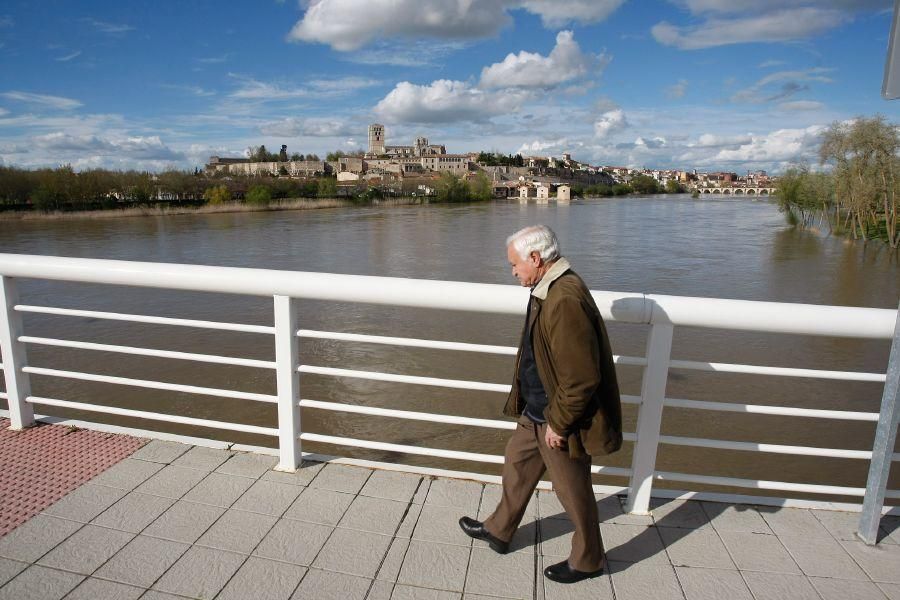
[625,321,674,514]
[274,295,301,471]
[0,276,34,429]
[858,299,900,544]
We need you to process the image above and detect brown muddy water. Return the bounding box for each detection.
[0,195,897,502]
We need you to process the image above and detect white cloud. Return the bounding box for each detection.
[702,125,826,165]
[228,74,379,101]
[81,18,134,34]
[0,91,83,110]
[689,133,753,148]
[259,117,357,137]
[479,30,606,90]
[374,79,531,124]
[515,138,569,155]
[593,109,627,139]
[730,67,833,104]
[32,132,185,161]
[518,0,626,28]
[288,0,510,51]
[0,107,8,117]
[777,100,825,111]
[288,0,625,52]
[665,79,688,99]
[55,50,82,62]
[651,8,847,49]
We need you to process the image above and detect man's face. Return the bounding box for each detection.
[507,244,542,287]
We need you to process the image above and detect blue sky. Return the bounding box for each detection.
[0,0,897,173]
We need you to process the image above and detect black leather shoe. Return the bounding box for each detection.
[543,559,605,584]
[458,516,509,554]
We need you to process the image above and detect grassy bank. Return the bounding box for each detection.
[0,197,426,221]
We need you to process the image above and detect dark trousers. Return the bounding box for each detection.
[483,416,605,572]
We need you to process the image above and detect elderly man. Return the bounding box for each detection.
[459,225,622,584]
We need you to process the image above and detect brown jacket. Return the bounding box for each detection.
[502,257,623,459]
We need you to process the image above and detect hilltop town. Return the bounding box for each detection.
[206,124,777,201]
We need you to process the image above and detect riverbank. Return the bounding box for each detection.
[0,197,426,221]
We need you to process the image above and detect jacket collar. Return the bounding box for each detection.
[531,256,570,300]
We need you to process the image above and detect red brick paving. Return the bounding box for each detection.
[0,417,146,536]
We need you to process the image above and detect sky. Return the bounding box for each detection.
[0,0,897,174]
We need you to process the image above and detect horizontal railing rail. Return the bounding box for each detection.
[0,253,897,546]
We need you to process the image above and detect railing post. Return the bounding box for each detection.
[0,276,34,429]
[273,295,301,472]
[625,321,674,514]
[858,299,900,545]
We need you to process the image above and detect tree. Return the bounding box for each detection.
[290,153,303,161]
[436,172,470,203]
[471,172,492,201]
[306,153,320,161]
[820,115,899,246]
[245,185,271,206]
[630,174,660,194]
[317,177,337,198]
[279,146,288,162]
[203,185,231,205]
[665,179,684,194]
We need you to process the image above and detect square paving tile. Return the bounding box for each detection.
[608,561,684,600]
[742,571,821,600]
[141,500,225,544]
[368,579,394,600]
[811,509,865,542]
[839,538,900,583]
[464,547,533,599]
[538,517,575,557]
[757,507,831,539]
[0,564,83,600]
[425,479,482,514]
[307,463,371,494]
[597,495,651,526]
[412,504,475,547]
[482,486,536,521]
[779,533,868,580]
[181,472,255,507]
[64,577,144,600]
[129,440,190,464]
[254,519,333,566]
[93,535,189,588]
[880,582,900,600]
[0,514,82,563]
[215,452,278,478]
[393,584,461,599]
[140,592,189,600]
[675,566,751,600]
[398,541,470,593]
[284,487,355,526]
[171,446,233,471]
[600,523,667,564]
[91,492,175,533]
[42,484,127,523]
[360,470,422,503]
[700,502,770,534]
[196,509,278,554]
[37,524,133,575]
[313,528,392,578]
[717,531,800,574]
[89,458,164,491]
[231,479,303,516]
[291,568,371,600]
[132,465,208,500]
[152,545,245,599]
[659,527,735,569]
[339,496,409,535]
[650,500,711,529]
[810,576,891,600]
[0,558,26,587]
[377,538,410,582]
[216,556,307,600]
[262,460,324,486]
[396,502,423,539]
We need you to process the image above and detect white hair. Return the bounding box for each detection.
[506,225,560,261]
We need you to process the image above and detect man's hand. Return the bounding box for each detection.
[544,425,566,450]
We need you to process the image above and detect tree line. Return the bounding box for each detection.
[571,174,684,197]
[776,115,899,248]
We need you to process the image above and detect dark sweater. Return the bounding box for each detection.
[519,297,548,423]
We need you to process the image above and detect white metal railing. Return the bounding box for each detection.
[0,253,897,544]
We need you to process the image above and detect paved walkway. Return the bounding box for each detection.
[0,437,899,600]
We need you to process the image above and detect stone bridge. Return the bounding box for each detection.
[693,186,777,195]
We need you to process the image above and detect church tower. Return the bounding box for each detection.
[368,124,385,155]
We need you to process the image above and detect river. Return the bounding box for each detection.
[1,195,897,500]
